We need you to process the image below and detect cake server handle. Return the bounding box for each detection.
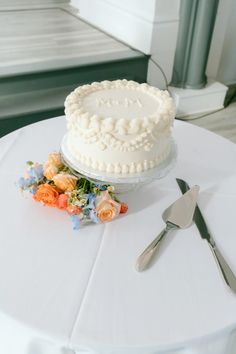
[208,240,236,294]
[135,222,177,272]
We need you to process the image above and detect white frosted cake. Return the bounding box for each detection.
[63,80,175,175]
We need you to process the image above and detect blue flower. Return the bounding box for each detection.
[18,176,36,189]
[94,183,107,191]
[90,210,100,224]
[86,193,96,209]
[18,177,26,189]
[28,164,44,182]
[100,185,107,191]
[71,215,81,230]
[30,186,37,195]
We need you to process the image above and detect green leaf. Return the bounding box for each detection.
[26,161,34,166]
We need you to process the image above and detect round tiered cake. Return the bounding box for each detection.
[63,79,175,175]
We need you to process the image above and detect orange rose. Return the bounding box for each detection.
[57,194,68,210]
[96,191,121,222]
[53,174,78,192]
[33,184,59,207]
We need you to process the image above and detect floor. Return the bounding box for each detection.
[0,3,147,137]
[0,7,141,78]
[178,102,236,144]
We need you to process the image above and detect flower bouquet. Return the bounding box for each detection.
[18,152,128,229]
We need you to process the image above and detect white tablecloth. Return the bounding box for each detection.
[0,117,236,354]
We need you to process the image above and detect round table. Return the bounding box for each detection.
[0,116,236,354]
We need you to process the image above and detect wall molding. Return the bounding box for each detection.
[100,0,179,25]
[100,0,156,24]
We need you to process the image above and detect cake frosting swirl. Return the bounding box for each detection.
[64,79,175,175]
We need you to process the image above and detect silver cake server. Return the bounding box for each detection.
[176,178,236,294]
[136,185,199,272]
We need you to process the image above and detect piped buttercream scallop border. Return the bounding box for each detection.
[68,143,171,175]
[64,79,175,135]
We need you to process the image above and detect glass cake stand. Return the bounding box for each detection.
[60,134,177,194]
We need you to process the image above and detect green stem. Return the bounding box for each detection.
[113,195,120,203]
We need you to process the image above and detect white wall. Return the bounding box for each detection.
[148,0,180,88]
[104,0,157,23]
[71,0,156,53]
[71,0,180,89]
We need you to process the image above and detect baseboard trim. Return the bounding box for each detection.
[224,83,236,107]
[0,0,70,10]
[168,80,228,118]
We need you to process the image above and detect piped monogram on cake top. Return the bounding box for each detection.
[95,97,143,108]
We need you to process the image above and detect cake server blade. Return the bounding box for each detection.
[176,178,236,294]
[136,185,199,272]
[176,178,211,241]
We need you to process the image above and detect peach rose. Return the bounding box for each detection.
[67,205,81,215]
[33,184,59,207]
[47,152,63,168]
[96,191,121,222]
[43,162,58,180]
[57,194,68,210]
[53,174,78,192]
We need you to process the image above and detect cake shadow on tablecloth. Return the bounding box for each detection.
[122,181,168,215]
